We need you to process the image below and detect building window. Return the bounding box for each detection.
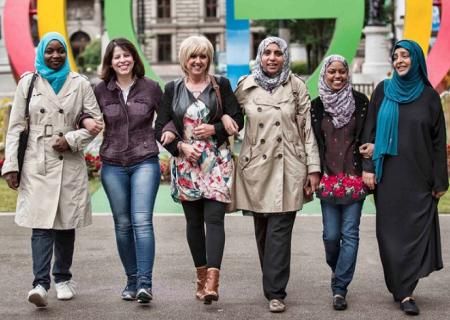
[157,34,172,62]
[204,33,218,51]
[205,0,218,19]
[157,0,171,19]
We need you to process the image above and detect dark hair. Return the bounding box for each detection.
[101,38,145,82]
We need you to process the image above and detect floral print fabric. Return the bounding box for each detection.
[317,173,367,204]
[171,98,233,203]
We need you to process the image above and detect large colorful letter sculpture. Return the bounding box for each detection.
[234,0,364,97]
[2,0,450,93]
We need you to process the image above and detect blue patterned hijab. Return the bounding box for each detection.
[373,39,431,182]
[35,32,70,94]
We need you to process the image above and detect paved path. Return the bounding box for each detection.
[0,215,449,320]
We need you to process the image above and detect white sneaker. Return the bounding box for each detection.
[28,285,48,308]
[55,280,76,300]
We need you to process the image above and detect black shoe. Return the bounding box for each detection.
[333,295,347,311]
[400,299,420,316]
[136,288,153,304]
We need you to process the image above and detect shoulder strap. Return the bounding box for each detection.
[209,75,222,112]
[290,74,300,114]
[24,73,38,130]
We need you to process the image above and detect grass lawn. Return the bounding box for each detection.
[0,177,102,212]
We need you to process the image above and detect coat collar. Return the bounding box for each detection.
[241,74,292,91]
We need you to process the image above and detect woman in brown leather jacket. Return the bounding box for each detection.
[83,38,163,304]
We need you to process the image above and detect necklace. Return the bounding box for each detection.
[185,76,209,95]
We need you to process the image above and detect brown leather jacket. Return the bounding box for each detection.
[94,77,163,166]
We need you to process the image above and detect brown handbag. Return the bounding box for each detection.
[17,73,38,183]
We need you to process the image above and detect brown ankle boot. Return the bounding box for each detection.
[195,266,207,300]
[203,268,220,304]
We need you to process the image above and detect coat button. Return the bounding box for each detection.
[58,132,63,137]
[244,157,249,162]
[59,155,63,160]
[277,137,282,143]
[275,121,280,126]
[260,139,265,144]
[40,108,45,113]
[262,154,267,160]
[59,109,64,114]
[259,123,264,128]
[277,154,283,159]
[257,107,262,112]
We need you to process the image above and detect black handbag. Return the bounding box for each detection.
[17,73,38,183]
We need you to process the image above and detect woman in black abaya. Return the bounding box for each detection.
[362,39,448,316]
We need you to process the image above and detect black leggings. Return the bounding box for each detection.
[181,199,226,269]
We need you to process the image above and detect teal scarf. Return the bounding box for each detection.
[373,40,431,182]
[35,32,70,94]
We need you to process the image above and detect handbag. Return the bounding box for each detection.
[17,73,38,183]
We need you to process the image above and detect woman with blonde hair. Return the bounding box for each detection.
[155,36,243,304]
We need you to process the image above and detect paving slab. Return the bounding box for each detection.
[0,215,448,320]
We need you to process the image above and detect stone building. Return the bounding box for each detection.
[0,0,265,86]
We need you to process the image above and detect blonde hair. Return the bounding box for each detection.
[178,36,214,75]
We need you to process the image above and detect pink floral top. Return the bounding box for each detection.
[170,97,233,203]
[317,115,367,204]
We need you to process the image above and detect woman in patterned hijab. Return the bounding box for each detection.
[310,54,370,311]
[253,36,291,92]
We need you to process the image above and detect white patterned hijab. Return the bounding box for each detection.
[253,37,291,92]
[319,55,355,128]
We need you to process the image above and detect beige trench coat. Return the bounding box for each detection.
[2,72,102,229]
[234,74,320,213]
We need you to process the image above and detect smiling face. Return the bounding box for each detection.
[111,46,135,77]
[392,47,412,77]
[325,61,349,91]
[44,40,67,70]
[185,52,209,77]
[261,43,284,77]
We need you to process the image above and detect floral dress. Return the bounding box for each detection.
[171,92,233,203]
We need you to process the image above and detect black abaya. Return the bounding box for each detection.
[362,82,447,300]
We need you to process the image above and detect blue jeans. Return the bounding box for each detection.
[321,200,363,297]
[31,229,75,290]
[101,157,160,290]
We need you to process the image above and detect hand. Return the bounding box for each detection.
[4,172,19,190]
[304,172,320,196]
[82,118,103,135]
[432,190,446,199]
[180,143,202,163]
[161,131,176,146]
[52,136,70,153]
[193,124,215,140]
[221,114,239,136]
[362,171,376,190]
[359,143,374,159]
